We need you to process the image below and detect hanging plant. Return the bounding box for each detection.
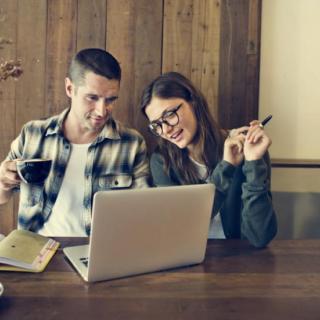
[0,36,23,81]
[0,59,23,81]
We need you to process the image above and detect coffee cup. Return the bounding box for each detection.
[16,159,52,184]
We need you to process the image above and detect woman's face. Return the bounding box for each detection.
[145,97,198,150]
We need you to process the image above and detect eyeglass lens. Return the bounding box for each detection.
[150,110,179,136]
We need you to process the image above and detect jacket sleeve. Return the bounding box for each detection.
[210,155,277,248]
[210,160,236,217]
[240,155,277,248]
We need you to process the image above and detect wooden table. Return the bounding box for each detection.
[1,238,320,320]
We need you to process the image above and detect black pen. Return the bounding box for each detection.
[229,115,273,137]
[260,114,272,127]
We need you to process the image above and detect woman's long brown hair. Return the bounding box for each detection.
[140,72,225,184]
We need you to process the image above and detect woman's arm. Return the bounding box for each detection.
[240,154,277,248]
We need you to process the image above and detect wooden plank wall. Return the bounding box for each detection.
[0,0,261,234]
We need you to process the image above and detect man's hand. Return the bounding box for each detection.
[0,160,21,191]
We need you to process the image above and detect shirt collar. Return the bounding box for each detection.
[45,108,69,136]
[94,118,121,144]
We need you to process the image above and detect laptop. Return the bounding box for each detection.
[63,184,215,282]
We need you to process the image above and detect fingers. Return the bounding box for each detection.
[228,126,250,138]
[0,160,21,190]
[246,123,272,144]
[223,133,246,166]
[249,120,260,127]
[246,124,262,143]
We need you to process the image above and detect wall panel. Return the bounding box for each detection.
[218,0,261,129]
[106,0,163,149]
[45,0,77,116]
[163,0,221,118]
[77,0,106,51]
[190,0,220,119]
[16,0,47,133]
[0,0,18,234]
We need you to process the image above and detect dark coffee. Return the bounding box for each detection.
[16,159,52,184]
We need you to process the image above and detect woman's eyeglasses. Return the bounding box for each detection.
[148,104,182,136]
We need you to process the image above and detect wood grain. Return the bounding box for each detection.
[106,0,162,151]
[190,0,221,119]
[1,239,320,320]
[218,0,261,129]
[16,0,47,131]
[163,0,194,76]
[163,0,221,119]
[0,0,18,234]
[45,0,77,116]
[77,0,106,51]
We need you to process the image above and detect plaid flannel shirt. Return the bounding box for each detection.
[7,108,150,235]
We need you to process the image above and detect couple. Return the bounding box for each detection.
[0,48,277,247]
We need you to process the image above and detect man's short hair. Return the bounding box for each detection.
[68,48,121,86]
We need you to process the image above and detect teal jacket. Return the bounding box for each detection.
[150,152,277,248]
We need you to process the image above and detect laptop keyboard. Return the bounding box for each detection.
[80,257,89,267]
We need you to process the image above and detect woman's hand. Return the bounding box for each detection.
[223,121,272,165]
[244,123,272,161]
[223,126,249,166]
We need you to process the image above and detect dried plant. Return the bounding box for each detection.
[0,59,23,81]
[0,34,22,81]
[0,37,13,48]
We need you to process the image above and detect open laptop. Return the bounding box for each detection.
[63,184,215,282]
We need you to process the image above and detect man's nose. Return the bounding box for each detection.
[95,100,108,117]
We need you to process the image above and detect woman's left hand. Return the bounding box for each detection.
[244,122,272,161]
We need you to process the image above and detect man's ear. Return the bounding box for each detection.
[65,77,73,98]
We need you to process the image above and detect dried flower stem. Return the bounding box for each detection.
[0,60,23,81]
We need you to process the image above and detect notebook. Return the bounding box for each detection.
[63,184,215,282]
[0,229,59,272]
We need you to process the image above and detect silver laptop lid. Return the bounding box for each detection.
[87,184,215,282]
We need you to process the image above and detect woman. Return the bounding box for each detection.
[140,72,277,248]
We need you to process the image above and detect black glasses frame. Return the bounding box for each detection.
[148,104,183,137]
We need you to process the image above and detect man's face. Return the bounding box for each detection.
[65,71,120,133]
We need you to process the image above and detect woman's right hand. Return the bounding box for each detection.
[223,126,249,166]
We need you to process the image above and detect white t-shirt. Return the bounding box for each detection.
[38,143,90,237]
[190,157,226,239]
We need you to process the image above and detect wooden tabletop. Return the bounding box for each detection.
[1,238,320,320]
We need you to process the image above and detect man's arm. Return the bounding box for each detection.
[0,160,21,204]
[131,137,152,188]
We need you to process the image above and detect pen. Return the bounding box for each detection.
[260,114,272,127]
[228,115,273,137]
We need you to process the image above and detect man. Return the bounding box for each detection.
[0,48,150,236]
